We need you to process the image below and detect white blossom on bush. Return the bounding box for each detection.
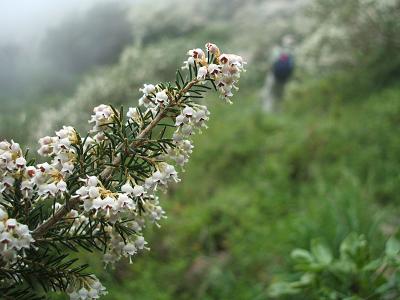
[0,206,35,263]
[0,42,245,299]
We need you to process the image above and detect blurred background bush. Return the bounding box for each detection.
[0,0,399,299]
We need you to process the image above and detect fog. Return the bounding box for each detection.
[0,0,138,100]
[0,0,138,43]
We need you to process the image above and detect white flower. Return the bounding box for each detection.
[5,219,17,229]
[57,180,68,193]
[182,56,195,69]
[123,243,137,255]
[139,84,156,95]
[175,114,187,126]
[139,95,153,107]
[152,171,166,186]
[205,42,220,55]
[122,242,137,263]
[0,232,12,250]
[182,106,194,118]
[144,177,155,191]
[37,141,53,156]
[188,48,205,60]
[0,208,34,262]
[25,166,36,178]
[134,236,148,250]
[117,193,135,210]
[132,185,145,197]
[121,181,134,194]
[208,64,220,76]
[91,197,103,210]
[155,91,169,106]
[182,48,205,69]
[149,205,166,225]
[0,176,15,192]
[194,107,210,128]
[181,124,193,136]
[15,157,26,168]
[162,164,180,183]
[103,196,116,212]
[127,107,139,121]
[0,141,10,150]
[197,66,208,80]
[87,176,98,187]
[10,141,21,153]
[61,161,75,174]
[68,276,107,300]
[89,104,114,132]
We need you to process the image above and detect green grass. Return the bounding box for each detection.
[54,76,398,300]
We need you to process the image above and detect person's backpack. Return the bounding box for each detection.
[273,52,294,83]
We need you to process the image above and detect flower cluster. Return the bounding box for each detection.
[138,83,156,107]
[126,106,142,126]
[182,48,206,69]
[0,206,34,263]
[136,83,172,116]
[0,42,244,299]
[74,176,138,220]
[144,163,180,193]
[103,224,148,266]
[174,105,210,135]
[89,104,115,132]
[216,53,246,102]
[183,42,246,103]
[67,276,107,300]
[0,140,41,201]
[35,126,79,199]
[160,105,210,167]
[72,166,172,266]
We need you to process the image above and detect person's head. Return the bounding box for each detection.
[282,35,294,48]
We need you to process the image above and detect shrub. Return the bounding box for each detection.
[0,43,246,299]
[268,233,400,299]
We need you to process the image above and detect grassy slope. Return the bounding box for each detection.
[86,75,400,299]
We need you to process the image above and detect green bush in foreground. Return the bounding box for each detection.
[269,233,400,299]
[0,43,246,299]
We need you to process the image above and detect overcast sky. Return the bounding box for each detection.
[0,0,136,44]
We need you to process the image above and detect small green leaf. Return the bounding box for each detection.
[385,236,400,257]
[340,233,367,261]
[331,260,355,273]
[291,273,315,287]
[291,248,314,265]
[311,239,333,265]
[362,258,383,272]
[268,282,301,297]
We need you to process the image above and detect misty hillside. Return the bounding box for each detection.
[1,0,399,299]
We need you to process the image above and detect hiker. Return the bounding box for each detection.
[262,36,295,111]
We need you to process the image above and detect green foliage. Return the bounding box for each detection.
[268,233,400,299]
[1,0,399,298]
[72,81,399,300]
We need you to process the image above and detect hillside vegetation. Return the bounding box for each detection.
[88,74,399,299]
[1,0,399,299]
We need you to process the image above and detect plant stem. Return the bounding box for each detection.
[33,197,81,238]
